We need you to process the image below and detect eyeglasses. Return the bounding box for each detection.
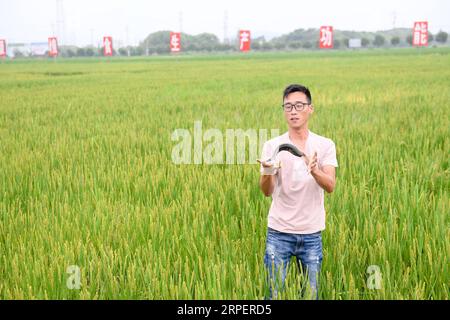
[281,101,310,112]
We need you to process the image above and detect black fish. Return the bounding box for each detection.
[268,143,305,162]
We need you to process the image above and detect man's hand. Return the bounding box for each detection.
[257,159,280,197]
[257,159,281,176]
[304,151,318,174]
[304,151,336,193]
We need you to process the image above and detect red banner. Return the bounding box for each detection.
[239,30,251,52]
[48,37,58,57]
[319,26,333,49]
[103,36,113,56]
[0,39,6,57]
[170,32,181,52]
[413,21,428,46]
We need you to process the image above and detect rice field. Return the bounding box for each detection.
[0,48,449,299]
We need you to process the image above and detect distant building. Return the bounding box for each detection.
[30,42,48,56]
[7,43,30,57]
[349,38,362,48]
[6,42,49,57]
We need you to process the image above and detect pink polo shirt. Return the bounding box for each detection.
[260,130,338,234]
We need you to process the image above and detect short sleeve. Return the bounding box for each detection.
[321,141,338,168]
[260,141,274,174]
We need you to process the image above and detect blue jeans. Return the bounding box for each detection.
[263,227,323,300]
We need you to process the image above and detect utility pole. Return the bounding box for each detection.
[223,10,229,44]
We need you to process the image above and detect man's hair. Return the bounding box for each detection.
[283,84,312,104]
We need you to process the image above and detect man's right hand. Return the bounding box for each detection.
[257,159,281,176]
[258,159,279,196]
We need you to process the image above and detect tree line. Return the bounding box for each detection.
[12,28,449,58]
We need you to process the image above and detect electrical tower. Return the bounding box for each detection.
[90,28,94,47]
[125,26,129,47]
[223,10,229,44]
[179,11,183,33]
[392,11,397,29]
[56,0,66,45]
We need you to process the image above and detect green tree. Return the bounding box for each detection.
[273,42,285,50]
[406,35,413,46]
[373,35,385,47]
[252,41,261,50]
[141,31,171,54]
[185,43,199,51]
[192,33,220,51]
[118,48,128,56]
[252,36,265,50]
[262,42,274,51]
[288,41,302,49]
[215,43,234,52]
[131,46,144,56]
[343,38,350,48]
[333,39,341,49]
[436,31,448,43]
[302,41,313,49]
[66,49,76,57]
[361,37,370,47]
[85,48,95,56]
[76,48,86,56]
[391,36,400,46]
[13,49,24,58]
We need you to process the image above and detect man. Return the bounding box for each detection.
[258,84,338,299]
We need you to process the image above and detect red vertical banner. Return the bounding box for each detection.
[170,32,181,52]
[48,37,58,57]
[103,36,113,56]
[319,26,333,49]
[0,39,6,57]
[239,30,251,52]
[413,21,428,46]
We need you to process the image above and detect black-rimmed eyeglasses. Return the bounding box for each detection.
[282,101,310,112]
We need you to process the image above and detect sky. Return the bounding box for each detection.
[1,0,449,47]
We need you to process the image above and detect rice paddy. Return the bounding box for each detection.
[0,48,448,299]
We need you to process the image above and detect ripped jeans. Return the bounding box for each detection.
[263,227,323,300]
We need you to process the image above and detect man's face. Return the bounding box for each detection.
[283,91,313,129]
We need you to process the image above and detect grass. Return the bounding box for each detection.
[0,48,448,299]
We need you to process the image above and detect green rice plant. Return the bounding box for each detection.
[0,48,448,299]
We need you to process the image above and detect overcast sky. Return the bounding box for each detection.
[1,0,449,46]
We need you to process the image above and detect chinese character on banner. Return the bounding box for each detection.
[48,37,58,57]
[103,36,113,56]
[239,30,251,52]
[413,21,428,46]
[170,32,181,52]
[0,39,6,57]
[319,26,333,49]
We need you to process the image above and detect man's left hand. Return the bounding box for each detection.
[304,151,318,174]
